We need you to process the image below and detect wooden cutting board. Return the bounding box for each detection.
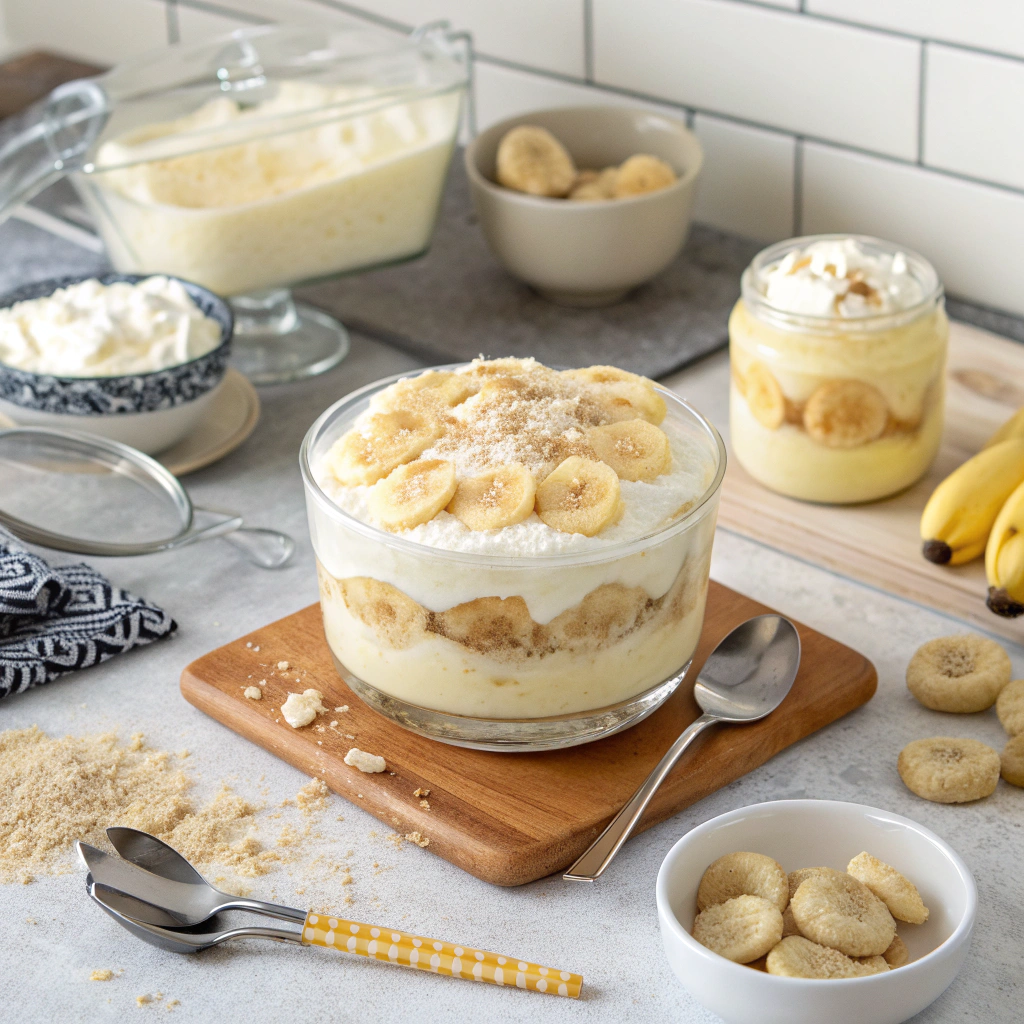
[718,320,1024,644]
[181,581,875,886]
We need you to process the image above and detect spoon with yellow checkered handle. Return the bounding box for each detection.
[80,833,582,998]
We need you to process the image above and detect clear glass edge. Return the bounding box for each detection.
[298,363,728,570]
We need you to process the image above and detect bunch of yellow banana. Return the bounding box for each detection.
[919,405,1024,617]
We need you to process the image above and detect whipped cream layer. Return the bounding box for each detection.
[761,238,925,319]
[0,276,221,376]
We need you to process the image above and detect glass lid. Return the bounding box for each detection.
[0,20,470,215]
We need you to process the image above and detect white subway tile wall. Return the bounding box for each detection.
[593,0,921,159]
[924,44,1024,193]
[1,0,1022,315]
[802,143,1024,318]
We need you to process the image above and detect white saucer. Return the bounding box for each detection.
[0,368,260,476]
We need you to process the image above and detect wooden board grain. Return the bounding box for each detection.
[181,582,875,886]
[718,319,1024,643]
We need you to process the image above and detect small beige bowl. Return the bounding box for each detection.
[465,106,703,306]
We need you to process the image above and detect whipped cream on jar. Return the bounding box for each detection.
[0,276,222,376]
[761,237,924,319]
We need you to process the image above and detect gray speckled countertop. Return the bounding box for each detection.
[1,187,1023,1022]
[2,332,1022,1024]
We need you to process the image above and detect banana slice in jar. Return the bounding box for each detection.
[328,410,442,486]
[369,459,457,532]
[565,364,647,386]
[536,456,623,536]
[372,370,475,415]
[447,463,537,531]
[496,125,576,198]
[803,379,889,448]
[586,419,671,481]
[614,154,676,197]
[743,362,786,430]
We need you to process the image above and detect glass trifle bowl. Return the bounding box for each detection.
[729,235,948,504]
[300,359,726,751]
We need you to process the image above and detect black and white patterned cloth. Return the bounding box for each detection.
[0,527,176,699]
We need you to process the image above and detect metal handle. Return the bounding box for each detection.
[563,713,717,882]
[171,508,295,568]
[220,898,306,925]
[218,924,304,945]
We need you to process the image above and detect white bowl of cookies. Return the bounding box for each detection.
[656,799,976,1024]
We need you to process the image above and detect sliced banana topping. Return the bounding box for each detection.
[591,380,667,425]
[743,361,786,430]
[565,364,646,386]
[369,459,457,532]
[803,379,888,448]
[372,370,475,415]
[586,419,671,481]
[447,463,538,532]
[328,410,442,486]
[495,125,576,198]
[614,154,676,197]
[536,456,623,536]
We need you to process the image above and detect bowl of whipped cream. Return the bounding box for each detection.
[0,273,231,454]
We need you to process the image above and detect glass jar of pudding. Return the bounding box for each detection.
[729,234,948,503]
[300,359,725,751]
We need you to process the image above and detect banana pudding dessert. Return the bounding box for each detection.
[730,235,948,503]
[302,358,725,750]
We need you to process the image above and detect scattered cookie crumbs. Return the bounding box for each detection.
[253,646,260,652]
[25,918,36,925]
[243,686,262,700]
[335,706,349,713]
[344,734,355,740]
[329,721,339,728]
[295,887,305,896]
[257,679,267,687]
[277,661,290,671]
[419,799,431,810]
[136,994,153,1007]
[296,778,330,814]
[281,689,328,729]
[167,1000,179,1009]
[89,969,114,982]
[0,727,274,884]
[344,748,386,773]
[405,832,430,848]
[413,788,430,798]
[246,642,252,648]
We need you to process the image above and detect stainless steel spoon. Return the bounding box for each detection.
[87,878,301,953]
[563,614,801,882]
[77,835,305,927]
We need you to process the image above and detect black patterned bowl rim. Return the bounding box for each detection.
[0,273,233,416]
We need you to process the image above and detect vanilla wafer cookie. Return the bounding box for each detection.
[697,851,789,912]
[790,872,895,957]
[1001,733,1024,787]
[906,635,1011,713]
[882,934,909,968]
[898,737,1000,803]
[847,852,929,925]
[692,895,784,963]
[788,866,845,894]
[996,679,1024,736]
[766,936,883,979]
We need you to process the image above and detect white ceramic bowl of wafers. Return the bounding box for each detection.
[656,799,976,1024]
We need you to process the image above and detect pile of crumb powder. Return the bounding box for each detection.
[0,726,277,885]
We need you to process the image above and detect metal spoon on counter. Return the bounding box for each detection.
[563,614,801,883]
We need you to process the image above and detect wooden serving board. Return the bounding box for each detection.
[181,581,875,886]
[718,320,1024,644]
